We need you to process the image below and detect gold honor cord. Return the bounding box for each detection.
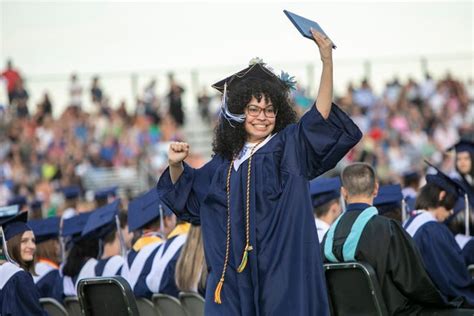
[214,140,263,304]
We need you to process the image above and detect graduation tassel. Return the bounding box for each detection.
[237,245,252,273]
[214,278,224,304]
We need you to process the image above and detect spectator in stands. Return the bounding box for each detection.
[1,59,21,104]
[167,72,185,127]
[322,163,456,315]
[90,75,103,104]
[69,73,83,108]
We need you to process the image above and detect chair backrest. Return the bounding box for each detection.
[78,276,139,316]
[324,262,388,316]
[151,293,188,316]
[63,296,82,316]
[468,264,474,277]
[39,298,68,316]
[136,298,161,316]
[179,292,204,316]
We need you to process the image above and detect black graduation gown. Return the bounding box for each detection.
[321,203,453,316]
[158,104,362,316]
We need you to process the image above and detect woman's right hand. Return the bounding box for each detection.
[169,142,190,166]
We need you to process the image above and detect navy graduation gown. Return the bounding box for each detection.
[0,262,47,316]
[146,233,188,298]
[462,239,474,266]
[121,239,163,298]
[34,261,64,303]
[158,104,362,315]
[94,255,124,277]
[405,212,474,307]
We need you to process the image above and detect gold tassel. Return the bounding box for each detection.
[237,245,252,273]
[214,279,224,304]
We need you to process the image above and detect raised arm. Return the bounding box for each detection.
[311,29,333,119]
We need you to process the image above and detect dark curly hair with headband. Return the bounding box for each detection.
[212,77,298,160]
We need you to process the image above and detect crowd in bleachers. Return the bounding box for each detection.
[0,57,473,315]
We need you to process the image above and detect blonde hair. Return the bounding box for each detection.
[175,225,207,292]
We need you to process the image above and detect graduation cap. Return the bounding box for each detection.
[94,186,118,201]
[28,217,60,244]
[82,200,120,239]
[0,211,31,241]
[61,186,81,199]
[30,199,43,210]
[448,140,474,154]
[212,60,290,93]
[128,188,173,231]
[424,161,465,198]
[62,212,93,244]
[0,205,19,221]
[309,177,341,208]
[7,195,27,208]
[374,184,403,207]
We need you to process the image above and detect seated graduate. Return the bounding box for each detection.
[146,218,190,298]
[0,211,47,315]
[81,200,132,277]
[310,177,343,242]
[322,163,456,315]
[120,188,176,298]
[175,224,207,296]
[373,184,404,222]
[404,163,474,307]
[61,212,99,297]
[446,197,474,266]
[28,216,64,303]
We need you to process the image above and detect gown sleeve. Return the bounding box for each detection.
[281,103,362,179]
[4,271,48,316]
[415,223,474,307]
[386,221,455,307]
[157,157,221,225]
[462,239,474,266]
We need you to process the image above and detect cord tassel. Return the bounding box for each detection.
[237,245,253,273]
[214,278,224,304]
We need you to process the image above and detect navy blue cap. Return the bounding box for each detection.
[309,177,341,208]
[62,186,81,199]
[28,217,60,244]
[94,186,118,200]
[7,195,27,208]
[128,189,173,231]
[425,161,465,198]
[0,211,31,241]
[82,200,120,239]
[30,199,43,209]
[0,205,19,220]
[449,140,474,154]
[62,212,92,242]
[212,60,287,93]
[374,184,403,207]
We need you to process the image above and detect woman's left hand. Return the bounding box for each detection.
[310,29,333,63]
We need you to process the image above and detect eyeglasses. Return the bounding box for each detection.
[246,105,277,118]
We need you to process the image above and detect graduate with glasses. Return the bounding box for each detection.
[158,29,362,315]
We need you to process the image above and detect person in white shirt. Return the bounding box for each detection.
[310,177,343,242]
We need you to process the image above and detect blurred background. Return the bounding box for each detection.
[0,1,472,217]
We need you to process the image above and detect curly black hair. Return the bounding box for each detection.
[212,77,298,160]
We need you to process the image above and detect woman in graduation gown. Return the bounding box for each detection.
[28,216,64,303]
[157,30,362,315]
[0,212,47,315]
[404,165,474,307]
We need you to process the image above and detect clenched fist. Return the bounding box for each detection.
[169,142,190,166]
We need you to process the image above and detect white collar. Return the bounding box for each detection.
[315,218,331,231]
[233,134,275,171]
[404,210,437,237]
